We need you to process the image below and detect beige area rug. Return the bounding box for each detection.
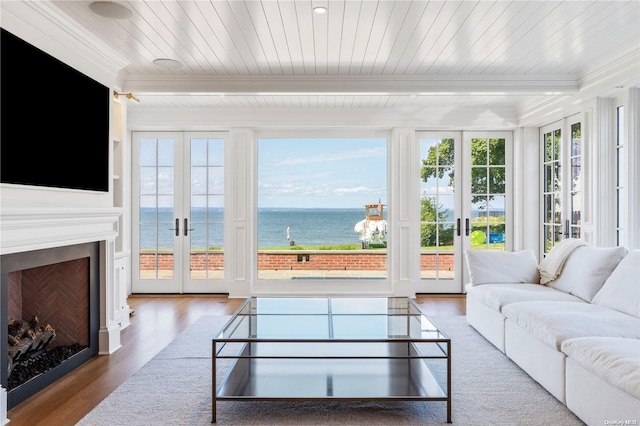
[77,315,584,425]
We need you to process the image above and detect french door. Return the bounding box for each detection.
[417,131,512,293]
[541,116,582,255]
[132,132,227,293]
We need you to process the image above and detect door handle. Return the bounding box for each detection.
[456,218,461,236]
[184,218,195,236]
[169,218,179,237]
[465,218,470,236]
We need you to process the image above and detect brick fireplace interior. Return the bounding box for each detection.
[1,242,100,409]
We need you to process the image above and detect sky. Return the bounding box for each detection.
[140,136,491,212]
[258,138,387,208]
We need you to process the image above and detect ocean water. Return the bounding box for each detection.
[140,207,378,249]
[258,208,371,247]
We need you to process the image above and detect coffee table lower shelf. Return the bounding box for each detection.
[213,342,450,423]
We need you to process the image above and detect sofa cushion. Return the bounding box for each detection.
[561,337,640,400]
[465,249,539,286]
[502,301,640,350]
[592,249,640,318]
[547,245,629,302]
[465,283,585,312]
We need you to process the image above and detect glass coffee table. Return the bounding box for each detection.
[212,297,451,423]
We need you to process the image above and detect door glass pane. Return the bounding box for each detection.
[138,138,175,280]
[470,138,506,251]
[190,138,224,280]
[258,137,387,280]
[543,128,562,253]
[420,138,455,280]
[570,122,582,239]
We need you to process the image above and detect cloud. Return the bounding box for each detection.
[334,186,380,195]
[422,186,454,194]
[259,181,384,201]
[273,147,386,166]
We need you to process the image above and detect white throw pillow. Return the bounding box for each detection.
[548,245,629,302]
[592,250,640,318]
[465,249,539,286]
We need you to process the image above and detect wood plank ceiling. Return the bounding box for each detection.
[42,1,640,110]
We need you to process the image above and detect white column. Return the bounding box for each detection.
[592,97,616,247]
[389,128,418,297]
[512,128,540,256]
[227,128,255,298]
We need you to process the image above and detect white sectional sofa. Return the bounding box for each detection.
[464,243,640,426]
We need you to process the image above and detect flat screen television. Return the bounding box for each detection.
[1,27,110,192]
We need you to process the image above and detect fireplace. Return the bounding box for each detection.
[1,243,100,408]
[0,207,125,421]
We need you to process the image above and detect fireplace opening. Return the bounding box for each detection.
[1,243,100,409]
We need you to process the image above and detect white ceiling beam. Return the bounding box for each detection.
[122,74,579,96]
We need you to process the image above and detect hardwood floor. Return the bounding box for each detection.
[6,294,465,426]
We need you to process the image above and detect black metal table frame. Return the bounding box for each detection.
[212,297,451,423]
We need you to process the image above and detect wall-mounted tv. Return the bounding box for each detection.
[1,27,110,192]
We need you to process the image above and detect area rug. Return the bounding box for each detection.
[77,315,584,425]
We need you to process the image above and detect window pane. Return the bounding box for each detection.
[471,138,488,165]
[545,133,553,162]
[191,167,206,194]
[208,167,224,194]
[208,139,224,166]
[139,139,156,166]
[191,139,207,166]
[554,163,562,192]
[139,167,157,194]
[157,167,174,194]
[545,194,553,224]
[258,138,387,280]
[472,196,488,215]
[191,196,207,218]
[489,167,505,194]
[158,139,174,166]
[471,167,488,194]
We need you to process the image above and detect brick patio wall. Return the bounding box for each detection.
[140,252,454,271]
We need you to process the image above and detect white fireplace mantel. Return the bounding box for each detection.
[0,207,121,255]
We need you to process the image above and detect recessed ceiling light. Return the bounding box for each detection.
[313,6,328,14]
[89,2,134,19]
[152,58,183,69]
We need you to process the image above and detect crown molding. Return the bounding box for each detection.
[578,47,640,98]
[517,49,640,126]
[122,74,579,96]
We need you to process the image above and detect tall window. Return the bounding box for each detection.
[420,138,455,280]
[543,128,562,253]
[257,137,387,280]
[139,137,175,280]
[541,117,582,255]
[418,132,509,293]
[569,123,582,239]
[616,106,625,245]
[189,137,224,280]
[132,132,227,294]
[469,137,506,251]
